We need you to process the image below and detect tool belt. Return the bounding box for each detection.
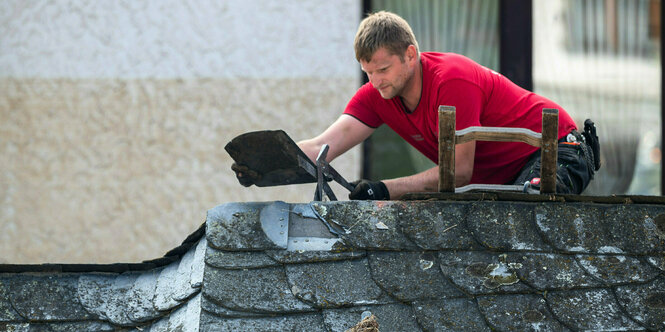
[560,119,601,177]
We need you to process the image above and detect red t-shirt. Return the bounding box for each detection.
[344,52,577,185]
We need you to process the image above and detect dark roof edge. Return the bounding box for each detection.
[402,192,665,204]
[0,222,206,274]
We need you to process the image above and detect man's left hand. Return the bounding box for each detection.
[349,180,390,200]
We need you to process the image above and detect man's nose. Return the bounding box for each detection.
[369,74,381,86]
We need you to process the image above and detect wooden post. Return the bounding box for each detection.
[438,106,456,192]
[540,108,559,194]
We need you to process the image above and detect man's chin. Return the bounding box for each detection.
[378,90,396,99]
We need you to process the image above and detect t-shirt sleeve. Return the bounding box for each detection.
[343,83,383,128]
[434,79,484,133]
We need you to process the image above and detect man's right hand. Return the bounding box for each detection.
[231,163,262,187]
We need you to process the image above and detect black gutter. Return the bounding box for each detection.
[499,0,533,91]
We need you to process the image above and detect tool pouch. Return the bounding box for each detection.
[581,119,601,171]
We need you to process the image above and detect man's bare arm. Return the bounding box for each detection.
[383,141,475,199]
[297,114,374,162]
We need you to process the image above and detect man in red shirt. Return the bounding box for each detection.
[234,11,599,199]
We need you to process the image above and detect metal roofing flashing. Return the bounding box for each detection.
[1,195,664,331]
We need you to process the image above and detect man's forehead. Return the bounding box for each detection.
[361,49,396,68]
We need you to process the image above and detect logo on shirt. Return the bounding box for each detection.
[411,134,425,141]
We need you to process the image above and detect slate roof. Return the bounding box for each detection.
[1,194,665,331]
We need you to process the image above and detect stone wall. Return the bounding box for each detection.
[0,0,361,263]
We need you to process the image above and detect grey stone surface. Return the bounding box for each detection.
[200,310,326,332]
[412,298,491,332]
[576,254,660,284]
[285,258,387,308]
[9,275,93,321]
[467,202,552,251]
[398,201,482,250]
[77,272,140,326]
[368,251,464,301]
[615,277,665,330]
[438,251,532,294]
[205,247,279,269]
[265,249,366,264]
[534,203,609,253]
[477,294,569,331]
[547,288,643,331]
[206,202,283,250]
[321,201,420,250]
[0,277,21,322]
[323,304,421,332]
[203,265,314,313]
[507,252,602,290]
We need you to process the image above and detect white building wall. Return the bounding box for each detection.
[0,0,362,263]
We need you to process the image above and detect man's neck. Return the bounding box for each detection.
[400,59,423,112]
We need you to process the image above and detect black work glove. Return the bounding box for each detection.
[231,163,262,187]
[349,180,390,200]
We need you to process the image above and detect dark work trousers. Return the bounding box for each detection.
[512,132,595,194]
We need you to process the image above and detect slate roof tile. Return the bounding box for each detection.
[605,205,665,254]
[534,203,608,253]
[576,254,661,284]
[12,321,120,331]
[646,256,665,272]
[152,262,185,311]
[614,277,665,330]
[547,288,643,330]
[285,258,388,308]
[205,247,280,269]
[506,252,603,290]
[0,277,22,322]
[9,275,94,321]
[367,251,464,301]
[202,265,315,313]
[200,310,326,332]
[264,249,366,264]
[201,295,267,318]
[398,201,482,250]
[438,251,532,294]
[412,298,491,331]
[77,272,141,326]
[467,202,552,251]
[206,202,284,250]
[125,269,162,323]
[2,198,665,330]
[163,293,201,332]
[321,201,420,250]
[477,294,569,331]
[322,304,421,332]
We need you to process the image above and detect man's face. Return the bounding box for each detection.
[360,47,412,100]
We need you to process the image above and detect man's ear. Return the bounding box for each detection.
[406,45,417,62]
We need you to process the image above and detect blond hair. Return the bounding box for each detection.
[354,11,419,62]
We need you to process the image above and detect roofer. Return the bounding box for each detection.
[233,11,600,200]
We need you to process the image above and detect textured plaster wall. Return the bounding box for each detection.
[0,0,361,263]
